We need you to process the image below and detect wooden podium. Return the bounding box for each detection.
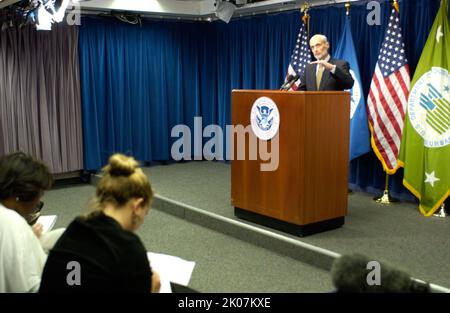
[231,90,350,236]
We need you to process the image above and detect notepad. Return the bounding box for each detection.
[147,252,196,293]
[36,215,57,233]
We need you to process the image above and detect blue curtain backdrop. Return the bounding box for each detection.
[79,0,445,201]
[79,13,299,169]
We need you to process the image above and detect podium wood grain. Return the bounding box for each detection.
[231,90,350,228]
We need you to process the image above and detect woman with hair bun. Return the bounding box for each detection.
[39,154,160,293]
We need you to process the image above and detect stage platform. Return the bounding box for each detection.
[143,161,450,289]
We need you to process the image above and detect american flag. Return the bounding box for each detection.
[367,8,410,174]
[285,22,311,91]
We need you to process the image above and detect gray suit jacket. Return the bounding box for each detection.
[298,58,354,91]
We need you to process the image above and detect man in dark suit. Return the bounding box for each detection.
[298,34,354,91]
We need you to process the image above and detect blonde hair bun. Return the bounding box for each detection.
[106,154,138,177]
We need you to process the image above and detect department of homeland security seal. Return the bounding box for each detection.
[408,67,450,148]
[250,97,280,141]
[348,69,361,119]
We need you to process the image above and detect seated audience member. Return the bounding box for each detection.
[0,152,53,292]
[39,154,161,293]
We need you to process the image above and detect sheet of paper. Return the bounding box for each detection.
[147,252,196,293]
[158,275,172,293]
[37,215,57,233]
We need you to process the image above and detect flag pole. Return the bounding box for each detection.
[372,0,402,205]
[301,1,310,31]
[374,173,399,204]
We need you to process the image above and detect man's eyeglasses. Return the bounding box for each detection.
[27,201,44,226]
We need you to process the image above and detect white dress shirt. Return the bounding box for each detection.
[0,203,47,292]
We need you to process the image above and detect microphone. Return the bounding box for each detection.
[280,75,296,90]
[286,75,300,90]
[331,254,432,293]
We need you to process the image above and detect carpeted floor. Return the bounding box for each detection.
[42,184,333,292]
[144,161,450,288]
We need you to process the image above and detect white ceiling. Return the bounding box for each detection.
[76,0,301,17]
[0,0,363,20]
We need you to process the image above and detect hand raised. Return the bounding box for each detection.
[311,60,335,71]
[32,223,44,238]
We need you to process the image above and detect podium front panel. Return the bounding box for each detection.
[231,90,350,230]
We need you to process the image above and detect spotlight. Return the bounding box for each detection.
[215,0,236,23]
[33,0,71,30]
[36,4,54,30]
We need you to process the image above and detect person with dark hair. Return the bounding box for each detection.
[0,152,54,292]
[39,153,161,293]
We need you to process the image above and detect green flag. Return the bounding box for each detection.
[399,0,450,216]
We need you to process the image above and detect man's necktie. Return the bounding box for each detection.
[316,64,324,90]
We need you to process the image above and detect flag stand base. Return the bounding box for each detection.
[373,190,399,205]
[433,203,448,218]
[373,174,399,205]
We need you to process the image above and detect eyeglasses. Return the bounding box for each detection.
[27,201,44,226]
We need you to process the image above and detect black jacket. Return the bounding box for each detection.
[298,58,354,91]
[39,212,152,293]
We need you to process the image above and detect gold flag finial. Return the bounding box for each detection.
[345,2,351,16]
[393,0,399,13]
[301,1,310,25]
[301,0,310,12]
